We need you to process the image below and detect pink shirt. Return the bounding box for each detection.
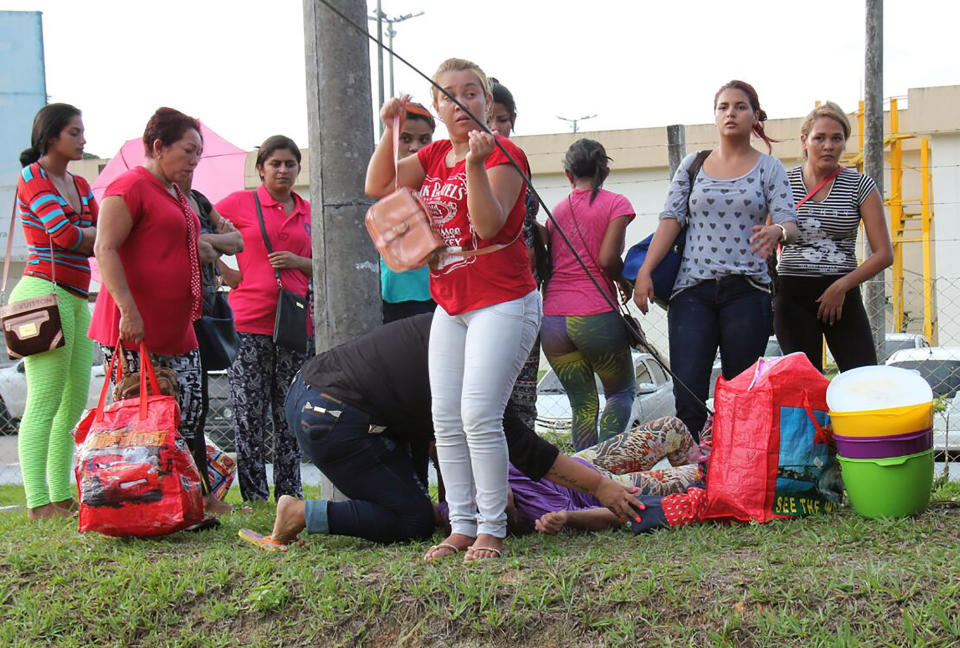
[544,188,634,316]
[215,185,311,336]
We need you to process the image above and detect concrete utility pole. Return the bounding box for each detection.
[666,124,686,178]
[375,0,384,136]
[303,0,380,353]
[864,0,886,361]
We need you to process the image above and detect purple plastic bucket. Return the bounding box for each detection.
[835,427,932,460]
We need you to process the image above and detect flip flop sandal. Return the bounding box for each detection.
[238,528,290,552]
[423,542,462,561]
[463,545,503,562]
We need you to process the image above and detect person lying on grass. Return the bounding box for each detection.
[524,407,844,536]
[436,415,712,535]
[239,313,645,560]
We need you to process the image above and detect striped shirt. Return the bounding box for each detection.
[777,166,877,277]
[16,162,98,297]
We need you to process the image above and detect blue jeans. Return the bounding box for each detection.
[668,276,772,440]
[285,373,435,543]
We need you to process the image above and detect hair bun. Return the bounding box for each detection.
[19,146,39,168]
[757,109,768,122]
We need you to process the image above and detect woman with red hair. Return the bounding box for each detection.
[89,107,218,515]
[633,81,798,440]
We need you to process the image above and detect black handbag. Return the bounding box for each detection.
[193,291,239,370]
[255,194,308,354]
[531,223,552,289]
[620,150,710,307]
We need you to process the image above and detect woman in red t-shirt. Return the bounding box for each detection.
[89,107,210,511]
[215,136,312,505]
[366,58,540,563]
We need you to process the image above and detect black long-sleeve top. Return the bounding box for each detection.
[300,313,559,480]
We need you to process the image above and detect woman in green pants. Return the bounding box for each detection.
[9,104,97,519]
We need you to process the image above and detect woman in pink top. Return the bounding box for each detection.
[215,135,311,504]
[542,139,636,451]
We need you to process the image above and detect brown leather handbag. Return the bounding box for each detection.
[1,197,66,360]
[365,105,445,272]
[112,343,180,401]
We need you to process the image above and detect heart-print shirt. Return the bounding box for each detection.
[659,152,796,296]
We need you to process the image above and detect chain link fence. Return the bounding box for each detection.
[1,277,957,487]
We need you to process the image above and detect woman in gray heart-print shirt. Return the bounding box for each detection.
[633,80,798,438]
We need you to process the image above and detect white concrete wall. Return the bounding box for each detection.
[530,167,675,360]
[531,167,673,248]
[931,133,960,345]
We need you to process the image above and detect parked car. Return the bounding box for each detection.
[0,359,107,433]
[885,346,960,398]
[535,351,675,436]
[885,346,960,457]
[884,332,930,360]
[931,394,960,457]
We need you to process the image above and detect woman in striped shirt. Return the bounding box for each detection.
[10,103,97,519]
[774,102,892,372]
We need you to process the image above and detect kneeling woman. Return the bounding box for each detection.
[238,314,643,551]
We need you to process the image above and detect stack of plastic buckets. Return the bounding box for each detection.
[827,366,935,518]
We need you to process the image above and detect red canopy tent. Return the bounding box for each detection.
[91,121,248,204]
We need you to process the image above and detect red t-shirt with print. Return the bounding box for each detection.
[416,136,535,315]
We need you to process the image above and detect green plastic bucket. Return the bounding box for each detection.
[837,449,934,518]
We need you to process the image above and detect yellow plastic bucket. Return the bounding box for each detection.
[829,401,933,438]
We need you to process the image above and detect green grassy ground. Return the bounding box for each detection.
[1,483,959,648]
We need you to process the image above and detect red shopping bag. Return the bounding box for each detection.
[73,343,203,537]
[704,352,841,523]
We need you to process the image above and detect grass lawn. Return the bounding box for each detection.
[2,482,959,647]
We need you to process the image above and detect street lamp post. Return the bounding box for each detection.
[368,9,424,104]
[556,114,597,134]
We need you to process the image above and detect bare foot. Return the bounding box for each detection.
[204,494,233,516]
[271,495,306,544]
[464,533,504,563]
[27,504,71,520]
[237,498,270,514]
[52,498,78,513]
[423,532,475,561]
[534,510,569,535]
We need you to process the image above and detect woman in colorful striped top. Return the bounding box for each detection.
[10,103,98,519]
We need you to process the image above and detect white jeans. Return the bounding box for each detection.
[429,290,542,538]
